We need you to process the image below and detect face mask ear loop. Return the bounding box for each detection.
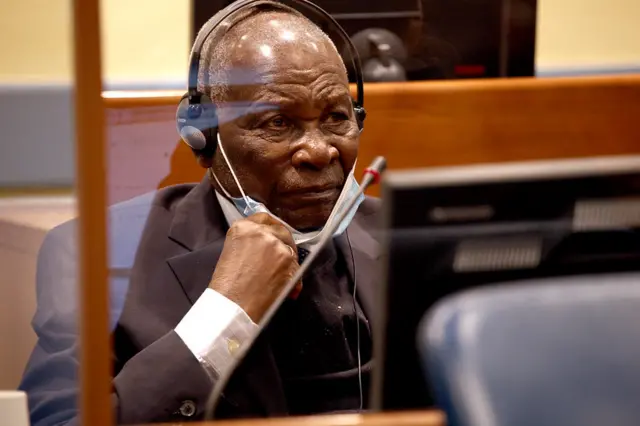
[208,168,233,198]
[215,133,251,204]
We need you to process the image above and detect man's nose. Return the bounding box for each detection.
[291,132,339,170]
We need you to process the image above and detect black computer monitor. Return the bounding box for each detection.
[372,155,640,411]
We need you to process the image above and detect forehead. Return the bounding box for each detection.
[223,11,339,56]
[220,12,349,94]
[228,65,351,112]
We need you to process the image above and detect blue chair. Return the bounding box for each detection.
[19,191,156,426]
[419,273,640,426]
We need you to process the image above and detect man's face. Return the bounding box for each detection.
[211,13,360,231]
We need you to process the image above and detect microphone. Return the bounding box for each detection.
[204,156,387,420]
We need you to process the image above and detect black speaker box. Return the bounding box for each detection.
[420,0,537,78]
[192,0,537,80]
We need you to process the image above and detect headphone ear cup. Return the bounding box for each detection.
[199,93,218,156]
[176,94,208,150]
[175,93,219,157]
[352,101,367,131]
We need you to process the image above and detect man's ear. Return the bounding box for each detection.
[196,154,214,169]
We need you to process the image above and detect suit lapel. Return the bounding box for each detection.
[166,177,228,304]
[164,177,287,416]
[166,243,225,304]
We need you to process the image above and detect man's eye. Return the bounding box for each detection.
[328,112,349,122]
[265,116,289,128]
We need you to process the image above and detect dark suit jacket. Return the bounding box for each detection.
[20,178,382,425]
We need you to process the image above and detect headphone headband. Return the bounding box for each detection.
[177,0,367,157]
[187,0,365,108]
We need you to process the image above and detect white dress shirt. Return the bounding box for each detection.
[174,191,259,380]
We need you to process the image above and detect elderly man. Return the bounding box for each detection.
[20,2,380,424]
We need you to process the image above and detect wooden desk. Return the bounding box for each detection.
[147,410,445,426]
[104,74,640,199]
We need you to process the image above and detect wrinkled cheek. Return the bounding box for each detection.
[235,140,286,201]
[339,135,359,172]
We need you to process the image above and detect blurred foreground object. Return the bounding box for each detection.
[375,155,640,410]
[0,391,29,426]
[421,273,640,426]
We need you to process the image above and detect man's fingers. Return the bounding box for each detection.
[281,244,298,264]
[246,212,280,226]
[272,226,297,254]
[247,213,296,252]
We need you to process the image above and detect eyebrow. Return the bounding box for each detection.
[249,88,352,111]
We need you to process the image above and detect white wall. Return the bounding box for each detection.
[0,0,190,86]
[537,0,640,73]
[1,0,639,85]
[0,0,72,84]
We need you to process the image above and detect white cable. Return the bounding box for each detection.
[216,133,250,201]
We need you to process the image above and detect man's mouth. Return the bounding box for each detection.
[283,185,340,204]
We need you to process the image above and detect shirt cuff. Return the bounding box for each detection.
[175,288,258,380]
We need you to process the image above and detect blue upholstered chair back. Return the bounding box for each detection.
[31,190,156,337]
[418,273,640,426]
[20,191,157,426]
[105,191,156,328]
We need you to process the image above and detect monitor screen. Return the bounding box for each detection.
[372,156,640,411]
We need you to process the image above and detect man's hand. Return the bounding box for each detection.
[209,213,302,322]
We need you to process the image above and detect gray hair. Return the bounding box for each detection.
[193,1,345,105]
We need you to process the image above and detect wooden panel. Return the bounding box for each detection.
[358,75,640,165]
[104,74,640,196]
[75,0,112,425]
[141,410,445,426]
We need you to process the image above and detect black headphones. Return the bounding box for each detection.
[175,0,367,158]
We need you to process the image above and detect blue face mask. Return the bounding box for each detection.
[212,133,364,249]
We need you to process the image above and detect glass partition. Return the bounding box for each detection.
[6,1,640,426]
